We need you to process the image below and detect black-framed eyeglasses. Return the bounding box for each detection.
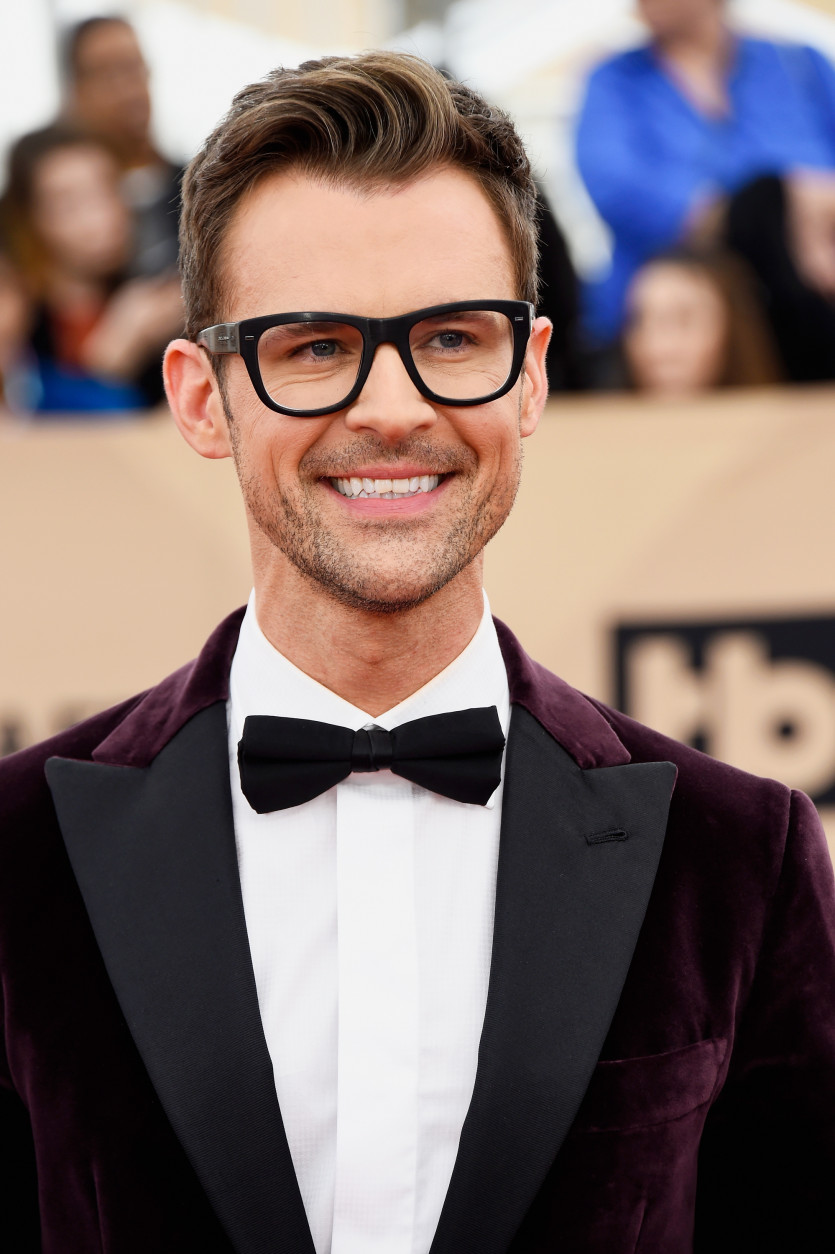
[196,299,534,417]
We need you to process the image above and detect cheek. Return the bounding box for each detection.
[230,401,327,491]
[241,430,291,488]
[469,431,523,503]
[690,321,728,380]
[451,401,520,465]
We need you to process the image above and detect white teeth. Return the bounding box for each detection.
[332,474,442,499]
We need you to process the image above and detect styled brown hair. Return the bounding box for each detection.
[179,52,539,340]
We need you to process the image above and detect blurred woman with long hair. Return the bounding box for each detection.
[622,248,782,396]
[0,124,181,414]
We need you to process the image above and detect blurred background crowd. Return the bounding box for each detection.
[7,1,835,839]
[2,0,835,416]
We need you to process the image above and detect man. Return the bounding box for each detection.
[1,52,833,1254]
[576,0,835,381]
[63,14,182,278]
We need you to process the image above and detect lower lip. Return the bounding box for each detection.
[325,476,451,516]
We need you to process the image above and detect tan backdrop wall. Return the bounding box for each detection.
[3,389,835,856]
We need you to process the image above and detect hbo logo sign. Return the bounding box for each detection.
[615,616,835,803]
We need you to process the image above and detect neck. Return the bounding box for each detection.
[655,10,731,116]
[252,557,486,718]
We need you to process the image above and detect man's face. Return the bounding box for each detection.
[71,22,152,147]
[637,0,722,42]
[215,167,547,613]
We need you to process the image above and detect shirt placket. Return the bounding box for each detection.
[331,770,419,1254]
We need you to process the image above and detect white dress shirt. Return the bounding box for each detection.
[227,591,509,1254]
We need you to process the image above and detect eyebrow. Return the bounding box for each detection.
[265,320,350,336]
[415,310,496,326]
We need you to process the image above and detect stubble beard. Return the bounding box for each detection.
[225,401,523,615]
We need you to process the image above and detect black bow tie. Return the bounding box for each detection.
[237,707,505,812]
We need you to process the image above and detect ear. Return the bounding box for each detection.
[163,338,233,460]
[520,316,552,438]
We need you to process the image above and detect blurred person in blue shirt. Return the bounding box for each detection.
[576,0,835,380]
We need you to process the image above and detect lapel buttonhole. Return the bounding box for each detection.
[586,827,628,845]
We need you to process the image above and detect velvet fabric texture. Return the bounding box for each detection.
[1,609,834,1253]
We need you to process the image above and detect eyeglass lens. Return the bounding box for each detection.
[255,309,515,411]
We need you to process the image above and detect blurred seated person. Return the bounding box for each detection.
[725,172,835,384]
[62,15,182,279]
[0,125,182,413]
[534,187,587,392]
[576,0,835,380]
[621,248,781,396]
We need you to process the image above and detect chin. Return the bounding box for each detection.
[305,568,458,616]
[293,542,479,615]
[245,475,495,614]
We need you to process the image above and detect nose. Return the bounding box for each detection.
[342,343,438,443]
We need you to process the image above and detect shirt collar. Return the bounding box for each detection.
[229,587,510,748]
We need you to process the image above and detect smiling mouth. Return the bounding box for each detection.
[330,474,444,500]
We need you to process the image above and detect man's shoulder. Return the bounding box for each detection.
[585,692,832,923]
[587,690,790,807]
[0,691,151,824]
[581,691,803,871]
[0,691,156,900]
[0,606,245,827]
[503,622,786,811]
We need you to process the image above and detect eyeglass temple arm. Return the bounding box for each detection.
[197,324,240,354]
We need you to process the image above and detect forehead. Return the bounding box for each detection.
[34,145,116,196]
[75,22,144,73]
[632,263,722,306]
[637,0,718,24]
[220,166,516,320]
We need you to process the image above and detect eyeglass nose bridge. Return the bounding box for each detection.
[367,317,392,343]
[364,314,413,353]
[355,315,426,395]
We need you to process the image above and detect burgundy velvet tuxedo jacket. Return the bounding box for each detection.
[1,609,834,1254]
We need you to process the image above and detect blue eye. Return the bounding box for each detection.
[310,340,337,357]
[437,331,465,349]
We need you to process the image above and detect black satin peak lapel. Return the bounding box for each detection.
[46,702,315,1254]
[429,705,676,1254]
